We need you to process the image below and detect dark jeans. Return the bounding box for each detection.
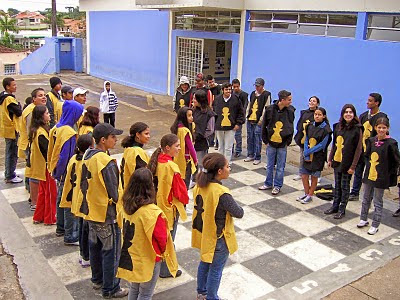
[246,122,262,160]
[159,212,179,277]
[332,169,352,212]
[56,180,65,235]
[79,217,90,261]
[351,156,365,196]
[233,125,243,155]
[4,137,18,180]
[89,222,121,297]
[103,113,116,127]
[197,237,229,300]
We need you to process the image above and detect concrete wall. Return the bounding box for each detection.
[20,37,57,74]
[241,31,400,141]
[88,10,170,94]
[0,52,29,75]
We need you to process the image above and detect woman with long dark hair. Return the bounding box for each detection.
[78,106,100,136]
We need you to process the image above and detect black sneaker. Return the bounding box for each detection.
[393,209,400,217]
[103,288,128,299]
[348,193,359,201]
[159,269,182,278]
[55,231,65,237]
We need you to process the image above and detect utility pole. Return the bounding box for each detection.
[51,0,57,36]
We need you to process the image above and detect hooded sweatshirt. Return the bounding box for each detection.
[53,100,84,180]
[99,81,118,114]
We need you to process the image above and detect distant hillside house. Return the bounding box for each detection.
[59,18,86,37]
[0,45,30,75]
[15,11,49,30]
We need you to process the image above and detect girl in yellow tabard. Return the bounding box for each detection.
[120,122,150,190]
[148,133,189,278]
[78,106,100,136]
[26,105,57,225]
[192,153,244,300]
[117,168,178,299]
[60,134,94,268]
[170,107,198,189]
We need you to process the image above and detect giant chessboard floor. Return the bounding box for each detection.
[1,150,400,300]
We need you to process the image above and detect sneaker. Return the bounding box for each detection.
[356,220,369,228]
[64,241,79,246]
[30,205,36,211]
[392,208,400,217]
[234,153,241,158]
[263,165,267,170]
[80,258,90,268]
[244,156,255,162]
[197,294,207,300]
[214,145,218,150]
[367,226,379,235]
[253,160,261,165]
[296,194,307,201]
[271,187,281,195]
[189,181,196,190]
[348,193,359,201]
[33,220,42,224]
[301,195,313,204]
[93,282,102,290]
[258,184,272,191]
[55,232,65,237]
[293,175,302,181]
[159,269,182,278]
[103,288,129,299]
[6,176,23,184]
[317,177,321,184]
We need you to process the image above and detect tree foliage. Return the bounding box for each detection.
[0,13,19,35]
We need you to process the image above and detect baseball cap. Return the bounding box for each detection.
[93,123,123,140]
[179,76,190,85]
[195,73,204,81]
[73,87,88,99]
[61,85,73,94]
[254,78,265,86]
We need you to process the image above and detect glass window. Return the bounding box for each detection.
[367,14,400,42]
[174,11,241,33]
[4,64,16,75]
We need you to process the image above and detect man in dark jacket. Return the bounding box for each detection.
[232,78,249,158]
[259,90,295,195]
[212,82,245,167]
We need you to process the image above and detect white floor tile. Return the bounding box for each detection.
[230,231,274,263]
[174,224,192,251]
[276,191,327,211]
[154,266,194,293]
[229,170,266,186]
[234,206,273,231]
[230,186,274,205]
[1,186,30,204]
[21,217,55,238]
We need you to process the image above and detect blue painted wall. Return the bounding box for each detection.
[170,30,240,95]
[20,37,57,74]
[73,38,83,72]
[89,10,169,94]
[241,31,400,141]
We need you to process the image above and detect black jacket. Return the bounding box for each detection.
[247,90,271,124]
[212,94,245,131]
[294,109,315,147]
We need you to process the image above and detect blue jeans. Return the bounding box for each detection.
[265,145,287,188]
[4,137,18,180]
[79,217,90,261]
[197,237,229,300]
[56,180,65,235]
[234,125,243,154]
[351,156,365,196]
[128,262,161,300]
[246,122,262,160]
[159,212,179,277]
[89,222,121,297]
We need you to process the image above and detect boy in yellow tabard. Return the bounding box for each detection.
[80,123,128,298]
[46,76,63,128]
[0,77,23,184]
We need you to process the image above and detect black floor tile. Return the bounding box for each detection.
[250,198,301,219]
[11,201,33,219]
[33,233,77,259]
[153,280,197,300]
[306,203,359,225]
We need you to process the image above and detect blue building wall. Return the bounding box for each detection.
[89,10,169,94]
[20,37,57,74]
[241,31,400,141]
[170,30,240,95]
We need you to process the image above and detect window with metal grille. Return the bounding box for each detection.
[248,12,357,38]
[176,37,203,88]
[367,14,400,42]
[4,64,16,75]
[174,11,241,33]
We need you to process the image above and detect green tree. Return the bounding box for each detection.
[7,8,20,17]
[0,13,19,35]
[43,11,64,28]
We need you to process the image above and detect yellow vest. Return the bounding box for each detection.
[192,183,238,263]
[81,151,122,222]
[121,147,150,190]
[60,154,84,216]
[156,160,187,231]
[116,204,178,282]
[175,127,196,178]
[25,127,48,181]
[17,103,36,158]
[78,125,93,137]
[47,125,77,174]
[47,92,63,124]
[0,95,20,139]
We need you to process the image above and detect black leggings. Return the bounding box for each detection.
[103,113,115,127]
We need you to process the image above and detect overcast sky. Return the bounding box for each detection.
[1,0,79,12]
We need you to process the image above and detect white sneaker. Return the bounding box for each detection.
[80,258,90,268]
[253,160,261,165]
[244,157,255,162]
[296,194,307,201]
[356,220,369,228]
[293,175,302,181]
[317,177,321,184]
[301,195,313,204]
[6,176,23,184]
[367,226,379,235]
[189,181,196,189]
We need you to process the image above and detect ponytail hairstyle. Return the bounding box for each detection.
[80,106,100,128]
[28,105,49,142]
[314,106,329,125]
[338,104,360,130]
[170,107,193,135]
[196,153,227,188]
[75,134,94,155]
[147,133,179,176]
[121,122,149,148]
[123,168,156,215]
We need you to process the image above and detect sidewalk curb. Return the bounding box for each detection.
[0,191,73,300]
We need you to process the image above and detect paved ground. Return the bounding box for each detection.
[1,73,400,299]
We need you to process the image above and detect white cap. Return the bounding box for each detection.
[179,76,190,85]
[73,87,88,99]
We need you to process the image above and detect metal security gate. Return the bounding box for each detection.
[176,37,204,87]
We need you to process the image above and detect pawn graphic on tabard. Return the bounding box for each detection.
[334,135,344,162]
[300,120,311,144]
[179,98,185,108]
[308,138,317,161]
[270,121,283,143]
[249,100,258,121]
[221,107,231,127]
[368,152,379,181]
[363,121,373,151]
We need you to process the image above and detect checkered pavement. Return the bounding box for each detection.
[1,151,400,300]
